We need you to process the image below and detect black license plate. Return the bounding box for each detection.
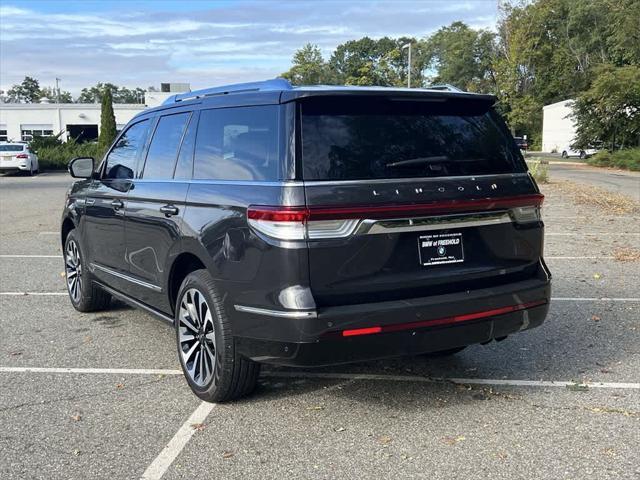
[418,232,464,266]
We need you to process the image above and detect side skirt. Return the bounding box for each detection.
[94,281,174,325]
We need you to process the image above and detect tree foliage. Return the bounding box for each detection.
[572,64,640,149]
[77,82,145,103]
[98,88,117,154]
[7,76,42,103]
[281,44,332,85]
[40,86,73,103]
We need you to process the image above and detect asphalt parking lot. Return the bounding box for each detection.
[1,170,639,479]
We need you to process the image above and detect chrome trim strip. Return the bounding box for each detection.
[90,263,162,292]
[355,211,512,235]
[302,173,529,187]
[234,304,318,319]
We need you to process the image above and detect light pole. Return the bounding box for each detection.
[401,43,412,88]
[55,78,61,103]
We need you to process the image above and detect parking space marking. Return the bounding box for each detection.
[141,401,215,480]
[552,297,640,302]
[38,232,59,235]
[547,232,640,236]
[0,366,182,375]
[2,366,638,390]
[545,256,614,259]
[0,255,62,258]
[0,292,66,296]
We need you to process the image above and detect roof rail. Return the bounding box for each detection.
[427,84,464,93]
[163,78,293,104]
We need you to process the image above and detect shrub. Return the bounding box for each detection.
[35,139,103,170]
[587,148,640,171]
[526,159,549,183]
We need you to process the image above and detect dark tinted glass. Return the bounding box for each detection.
[194,106,278,181]
[143,112,190,179]
[0,145,24,152]
[105,120,150,179]
[300,97,525,180]
[174,112,198,180]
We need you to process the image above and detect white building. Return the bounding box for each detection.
[541,99,576,153]
[0,83,189,143]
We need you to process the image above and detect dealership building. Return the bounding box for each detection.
[0,83,189,143]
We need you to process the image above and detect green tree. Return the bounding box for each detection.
[281,44,332,85]
[572,64,640,149]
[40,86,73,103]
[78,82,145,103]
[422,22,497,93]
[98,88,117,154]
[7,76,42,103]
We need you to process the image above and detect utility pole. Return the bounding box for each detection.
[401,43,412,88]
[55,78,61,103]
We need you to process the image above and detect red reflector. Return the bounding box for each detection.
[15,153,28,159]
[247,206,309,222]
[340,300,547,337]
[342,326,383,337]
[309,195,544,221]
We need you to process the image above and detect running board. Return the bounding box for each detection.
[94,281,174,325]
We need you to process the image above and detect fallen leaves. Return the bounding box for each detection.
[334,426,346,432]
[115,383,124,389]
[377,435,393,446]
[555,180,639,215]
[566,382,589,392]
[71,413,82,422]
[613,246,640,262]
[591,315,601,322]
[586,406,638,417]
[191,423,206,431]
[442,435,466,446]
[222,450,235,459]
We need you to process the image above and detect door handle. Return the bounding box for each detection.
[111,199,124,210]
[160,204,179,217]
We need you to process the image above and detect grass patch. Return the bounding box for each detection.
[555,180,639,215]
[525,159,549,183]
[587,148,640,171]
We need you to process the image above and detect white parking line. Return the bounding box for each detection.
[552,297,640,302]
[38,232,59,235]
[545,256,614,259]
[0,255,62,258]
[0,292,66,296]
[1,366,638,390]
[547,233,640,236]
[141,401,215,480]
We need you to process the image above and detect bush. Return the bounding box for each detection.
[525,159,549,183]
[587,148,640,171]
[35,140,103,170]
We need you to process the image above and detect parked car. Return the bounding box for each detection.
[514,136,528,150]
[61,79,551,402]
[561,146,599,159]
[0,142,39,175]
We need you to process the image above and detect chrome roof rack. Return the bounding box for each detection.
[427,84,464,93]
[164,78,292,104]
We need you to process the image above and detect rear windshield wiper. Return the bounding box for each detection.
[385,156,449,168]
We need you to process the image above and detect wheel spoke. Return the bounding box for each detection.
[179,307,199,333]
[182,341,199,364]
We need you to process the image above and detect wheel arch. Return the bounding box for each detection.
[167,251,207,315]
[61,216,76,250]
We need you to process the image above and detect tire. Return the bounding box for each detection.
[175,269,260,402]
[423,346,467,358]
[64,230,111,312]
[579,151,586,159]
[561,151,568,158]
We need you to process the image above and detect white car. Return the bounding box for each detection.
[0,143,39,175]
[560,146,599,159]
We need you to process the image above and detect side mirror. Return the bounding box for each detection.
[68,157,95,179]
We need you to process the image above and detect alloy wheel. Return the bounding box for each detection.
[65,240,82,303]
[178,288,216,387]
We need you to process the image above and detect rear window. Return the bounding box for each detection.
[0,145,24,152]
[300,96,524,181]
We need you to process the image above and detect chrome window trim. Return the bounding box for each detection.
[90,263,162,292]
[234,304,317,319]
[301,172,530,187]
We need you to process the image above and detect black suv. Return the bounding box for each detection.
[61,79,551,402]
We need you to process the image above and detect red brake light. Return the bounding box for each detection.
[15,153,28,159]
[247,206,308,223]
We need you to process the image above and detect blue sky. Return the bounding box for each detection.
[0,0,499,94]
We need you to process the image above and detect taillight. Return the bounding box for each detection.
[247,194,544,240]
[15,153,28,159]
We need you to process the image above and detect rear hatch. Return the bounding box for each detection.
[298,94,544,307]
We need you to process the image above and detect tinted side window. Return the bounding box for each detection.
[142,112,190,180]
[174,112,198,180]
[105,120,150,179]
[194,106,278,181]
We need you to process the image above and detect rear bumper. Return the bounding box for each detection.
[233,262,551,366]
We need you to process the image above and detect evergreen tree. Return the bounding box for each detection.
[98,88,117,153]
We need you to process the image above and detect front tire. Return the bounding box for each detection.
[561,151,568,158]
[175,270,260,402]
[64,230,111,312]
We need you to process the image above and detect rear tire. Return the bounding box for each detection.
[561,151,568,158]
[175,269,260,402]
[64,230,111,312]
